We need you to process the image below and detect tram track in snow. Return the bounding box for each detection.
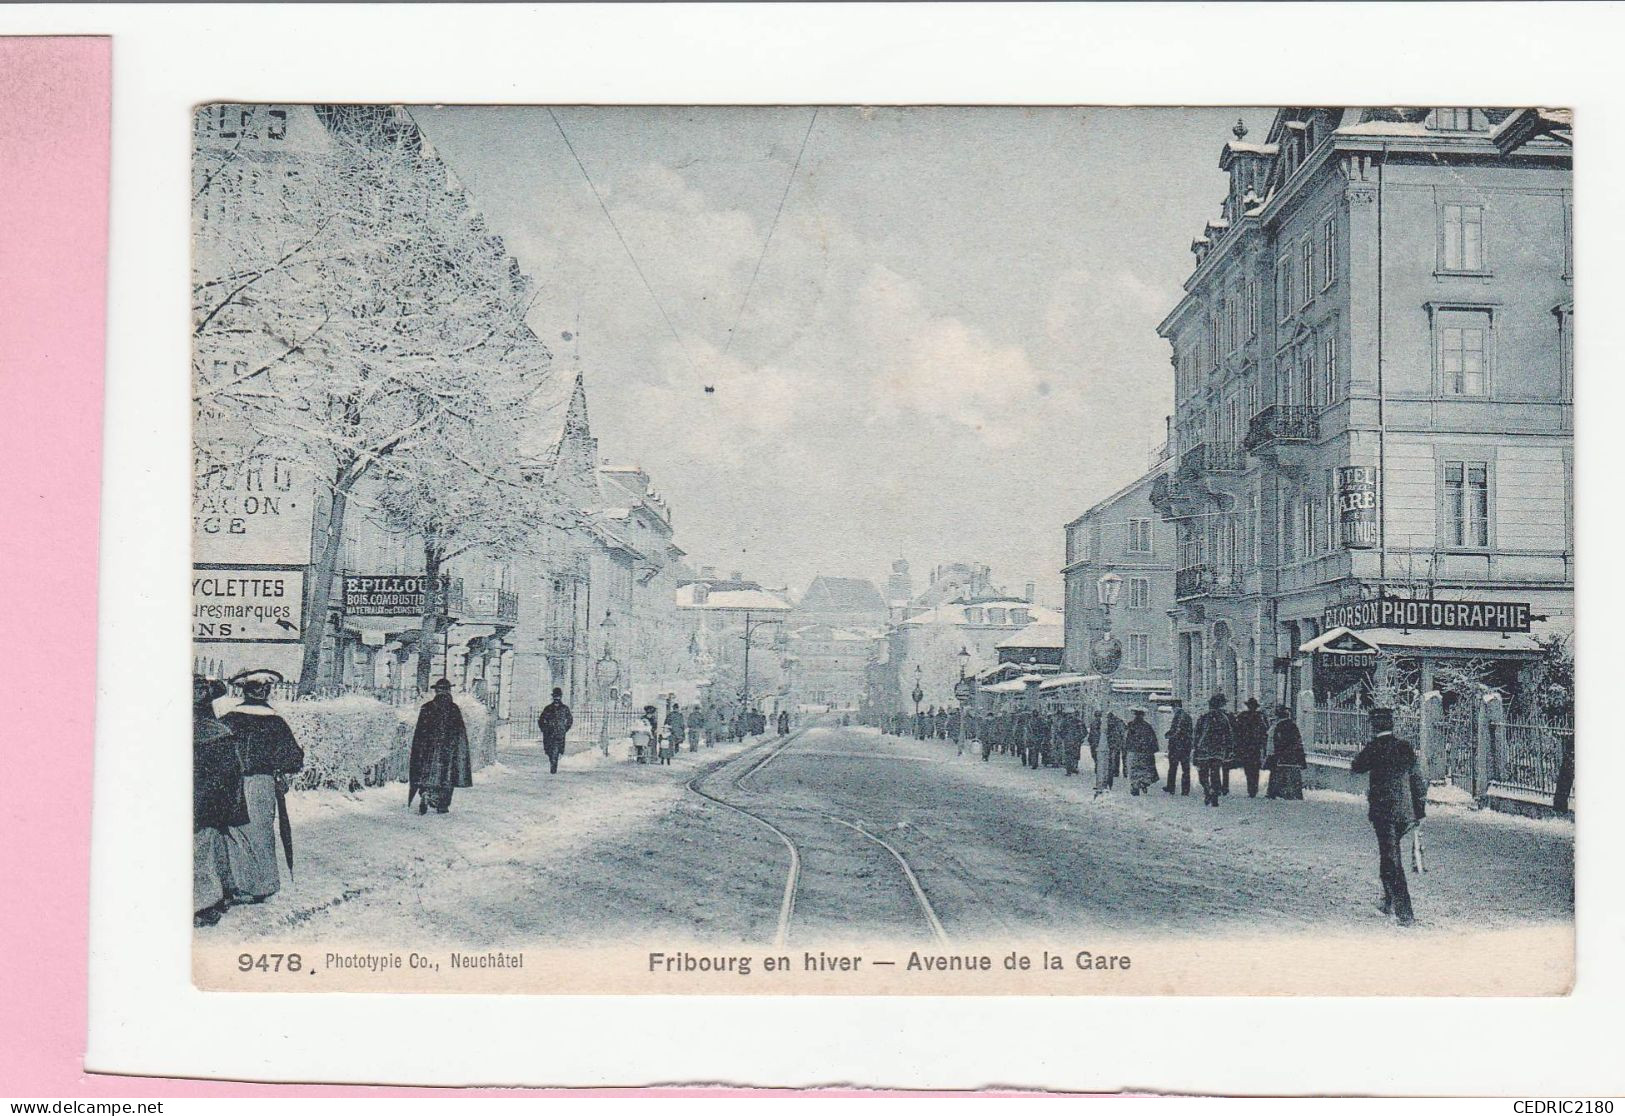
[686,721,950,948]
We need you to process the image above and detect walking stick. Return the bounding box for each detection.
[1411,822,1426,873]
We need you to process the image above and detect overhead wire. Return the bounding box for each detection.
[722,107,820,358]
[546,107,703,377]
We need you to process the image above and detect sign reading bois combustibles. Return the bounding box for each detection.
[342,574,453,617]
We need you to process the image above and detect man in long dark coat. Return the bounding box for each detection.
[1233,697,1269,798]
[1349,707,1427,925]
[539,687,573,774]
[1125,707,1160,794]
[409,679,473,814]
[221,669,304,901]
[1106,709,1128,782]
[194,676,249,927]
[1193,693,1234,807]
[1164,699,1193,796]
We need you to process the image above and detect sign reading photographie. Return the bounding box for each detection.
[192,567,305,643]
[1336,465,1379,549]
[1322,596,1532,634]
[343,573,452,618]
[193,454,317,566]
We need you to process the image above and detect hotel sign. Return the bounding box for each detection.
[1336,466,1379,549]
[1322,597,1532,634]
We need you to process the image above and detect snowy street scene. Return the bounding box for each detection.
[192,105,1574,994]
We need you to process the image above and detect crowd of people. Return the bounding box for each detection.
[881,690,1427,927]
[890,693,1308,804]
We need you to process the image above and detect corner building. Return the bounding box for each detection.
[1153,108,1572,709]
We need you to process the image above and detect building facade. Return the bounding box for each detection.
[889,596,1062,712]
[676,572,794,714]
[1152,108,1572,710]
[1062,463,1177,686]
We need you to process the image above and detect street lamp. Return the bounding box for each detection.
[958,645,970,680]
[956,646,971,756]
[596,611,618,755]
[911,664,925,737]
[1092,573,1124,676]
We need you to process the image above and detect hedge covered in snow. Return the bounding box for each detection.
[274,692,498,793]
[278,694,406,792]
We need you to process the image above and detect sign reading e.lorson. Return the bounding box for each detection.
[1322,596,1532,634]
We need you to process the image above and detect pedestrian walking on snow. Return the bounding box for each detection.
[409,679,473,815]
[1234,698,1268,798]
[220,669,304,898]
[1193,693,1235,806]
[777,709,790,736]
[194,676,248,927]
[1126,707,1160,794]
[665,705,687,759]
[539,688,573,774]
[1164,699,1193,795]
[1349,707,1427,926]
[1266,705,1306,800]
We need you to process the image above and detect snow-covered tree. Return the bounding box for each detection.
[193,105,561,693]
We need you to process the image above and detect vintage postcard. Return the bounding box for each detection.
[191,104,1574,996]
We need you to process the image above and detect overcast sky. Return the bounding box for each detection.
[413,106,1273,605]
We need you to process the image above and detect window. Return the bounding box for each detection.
[1010,608,1030,625]
[988,608,1008,625]
[1128,634,1150,671]
[1440,203,1486,272]
[1321,213,1336,289]
[1299,346,1317,409]
[965,608,984,624]
[1247,279,1260,338]
[1276,255,1293,322]
[1321,333,1338,405]
[1279,484,1297,564]
[1437,309,1491,396]
[1443,460,1490,548]
[1128,577,1150,610]
[1299,237,1316,307]
[1128,518,1153,554]
[1430,108,1483,131]
[1305,492,1322,556]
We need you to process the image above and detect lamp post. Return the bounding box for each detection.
[596,610,618,756]
[956,646,971,756]
[739,609,783,722]
[911,664,924,738]
[1091,572,1124,676]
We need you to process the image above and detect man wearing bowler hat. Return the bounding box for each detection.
[1350,707,1427,926]
[409,679,473,814]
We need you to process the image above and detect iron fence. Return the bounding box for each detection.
[1493,721,1572,797]
[1310,704,1367,758]
[509,704,648,747]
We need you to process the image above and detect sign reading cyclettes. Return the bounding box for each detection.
[1322,596,1533,634]
[192,567,305,643]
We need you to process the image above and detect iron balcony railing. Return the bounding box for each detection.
[462,586,520,626]
[1174,563,1244,601]
[1150,472,1212,520]
[1180,441,1247,478]
[1243,404,1319,453]
[1148,440,1172,470]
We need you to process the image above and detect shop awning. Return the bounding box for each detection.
[1301,626,1543,656]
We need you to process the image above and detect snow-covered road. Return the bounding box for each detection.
[202,722,1573,951]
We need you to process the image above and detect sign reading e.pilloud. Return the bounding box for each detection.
[343,574,452,618]
[1322,597,1531,634]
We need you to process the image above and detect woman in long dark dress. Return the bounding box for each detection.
[220,669,305,899]
[1266,705,1306,800]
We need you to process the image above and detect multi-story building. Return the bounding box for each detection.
[676,571,794,713]
[1062,462,1177,686]
[1152,108,1572,710]
[890,595,1062,712]
[784,575,888,711]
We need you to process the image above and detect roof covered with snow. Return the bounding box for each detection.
[995,622,1064,651]
[675,585,792,612]
[901,599,1062,629]
[799,575,888,614]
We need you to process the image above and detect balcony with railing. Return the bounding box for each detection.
[460,586,520,627]
[1242,404,1319,456]
[1149,471,1217,521]
[1174,563,1244,602]
[1148,439,1172,470]
[1179,440,1248,480]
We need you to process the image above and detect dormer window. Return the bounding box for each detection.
[1430,108,1486,132]
[965,607,984,625]
[988,608,1008,625]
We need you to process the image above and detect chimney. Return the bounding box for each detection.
[1025,581,1035,604]
[693,583,710,605]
